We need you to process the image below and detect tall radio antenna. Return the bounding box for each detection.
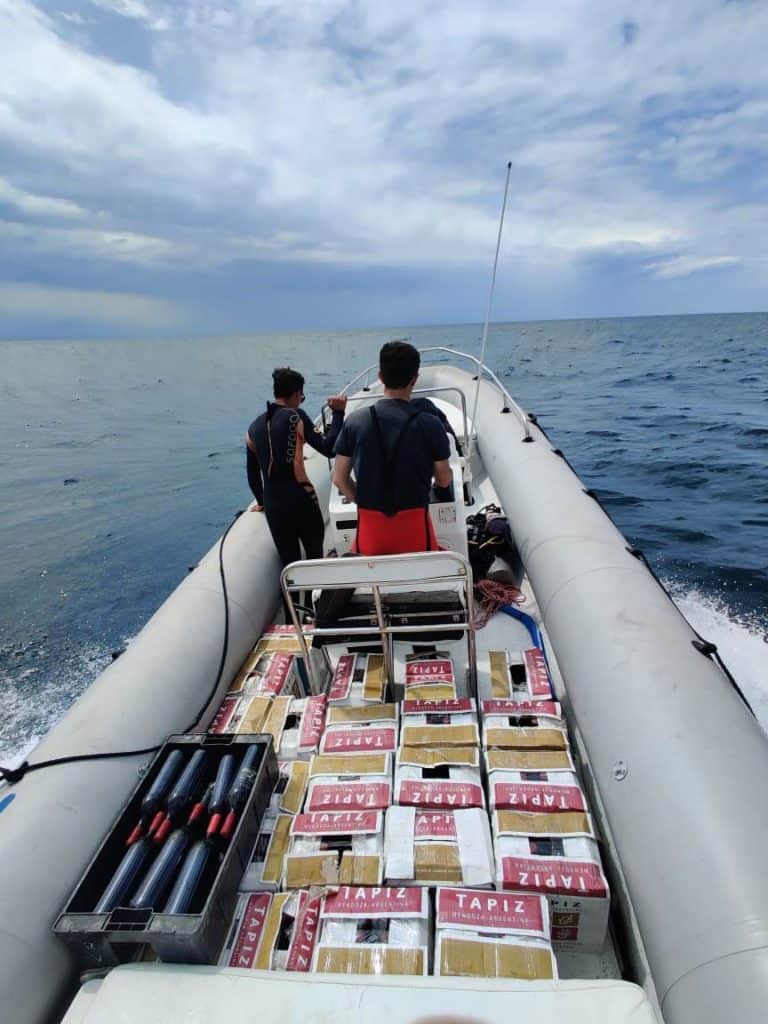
[468,160,512,460]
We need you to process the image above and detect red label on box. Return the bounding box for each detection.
[523,648,551,698]
[399,779,484,809]
[552,925,579,942]
[414,811,457,839]
[298,694,327,750]
[482,700,559,717]
[285,893,322,971]
[292,810,380,834]
[253,653,294,697]
[403,698,473,714]
[437,888,546,935]
[405,659,454,683]
[493,782,585,813]
[324,886,425,916]
[329,654,355,701]
[226,893,271,968]
[501,857,607,897]
[266,623,313,635]
[308,782,391,812]
[208,696,240,734]
[320,726,396,754]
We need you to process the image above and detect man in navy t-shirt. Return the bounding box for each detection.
[332,341,452,554]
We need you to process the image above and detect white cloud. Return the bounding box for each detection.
[0,282,182,326]
[647,255,741,279]
[87,0,169,30]
[0,0,766,301]
[0,177,85,218]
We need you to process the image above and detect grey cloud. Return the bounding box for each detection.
[0,0,767,334]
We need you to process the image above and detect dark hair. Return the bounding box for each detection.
[379,340,420,389]
[272,366,304,399]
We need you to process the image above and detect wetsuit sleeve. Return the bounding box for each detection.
[427,414,451,462]
[299,408,345,458]
[246,430,264,504]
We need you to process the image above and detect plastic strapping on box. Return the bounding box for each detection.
[327,703,398,725]
[438,935,556,979]
[484,725,569,751]
[399,746,479,768]
[238,695,274,735]
[489,650,511,698]
[404,684,458,700]
[486,748,575,772]
[315,945,426,976]
[262,815,291,885]
[495,810,593,837]
[278,761,309,815]
[402,724,479,747]
[310,753,391,778]
[363,655,385,702]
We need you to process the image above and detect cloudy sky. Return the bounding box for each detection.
[1,0,766,337]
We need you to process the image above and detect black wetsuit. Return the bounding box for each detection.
[247,403,344,567]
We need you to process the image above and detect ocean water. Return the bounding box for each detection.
[1,314,767,763]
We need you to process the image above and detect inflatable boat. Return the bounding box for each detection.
[1,348,766,1024]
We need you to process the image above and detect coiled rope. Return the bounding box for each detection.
[472,578,526,629]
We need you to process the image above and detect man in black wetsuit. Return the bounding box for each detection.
[247,367,347,568]
[332,341,453,555]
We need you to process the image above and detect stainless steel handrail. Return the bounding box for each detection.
[280,552,477,698]
[339,385,470,454]
[419,346,531,438]
[335,345,531,440]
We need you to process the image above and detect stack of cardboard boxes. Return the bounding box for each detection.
[215,634,610,978]
[479,661,610,955]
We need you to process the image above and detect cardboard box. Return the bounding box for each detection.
[270,760,310,815]
[328,652,387,705]
[285,810,385,888]
[481,699,568,751]
[210,694,326,758]
[401,698,479,748]
[306,752,392,813]
[395,746,485,809]
[492,809,610,953]
[313,886,430,976]
[403,652,458,700]
[240,812,292,892]
[319,722,398,757]
[434,886,557,980]
[385,807,494,887]
[483,648,553,701]
[219,889,321,971]
[229,651,301,698]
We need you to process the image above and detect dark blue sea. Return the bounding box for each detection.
[1,314,767,763]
